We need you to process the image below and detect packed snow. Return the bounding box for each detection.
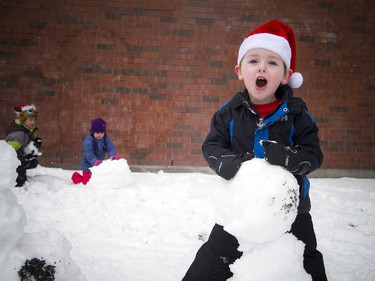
[215,159,310,281]
[0,140,374,281]
[216,159,300,245]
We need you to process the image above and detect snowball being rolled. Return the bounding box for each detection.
[215,158,299,248]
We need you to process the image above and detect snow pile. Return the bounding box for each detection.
[215,159,311,280]
[88,158,133,189]
[230,234,309,281]
[0,140,374,280]
[3,230,86,281]
[0,140,85,281]
[0,141,25,265]
[0,140,20,188]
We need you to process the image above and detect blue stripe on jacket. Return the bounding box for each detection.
[253,102,290,158]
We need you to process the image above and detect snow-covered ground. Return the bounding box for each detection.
[0,140,374,281]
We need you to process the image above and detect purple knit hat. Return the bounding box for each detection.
[90,118,106,133]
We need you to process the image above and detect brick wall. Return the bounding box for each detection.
[1,0,374,170]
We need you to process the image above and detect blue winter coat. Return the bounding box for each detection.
[81,133,117,172]
[202,85,323,214]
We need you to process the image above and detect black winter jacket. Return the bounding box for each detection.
[5,121,38,151]
[202,85,323,214]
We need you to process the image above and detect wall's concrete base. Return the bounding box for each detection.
[44,163,375,179]
[308,169,375,179]
[131,166,375,179]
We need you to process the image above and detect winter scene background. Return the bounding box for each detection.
[0,139,374,281]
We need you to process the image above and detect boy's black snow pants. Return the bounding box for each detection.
[15,153,38,187]
[182,213,327,281]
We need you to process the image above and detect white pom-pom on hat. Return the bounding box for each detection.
[288,72,303,89]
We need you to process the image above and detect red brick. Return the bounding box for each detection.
[0,0,374,169]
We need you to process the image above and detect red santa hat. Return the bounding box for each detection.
[237,20,303,88]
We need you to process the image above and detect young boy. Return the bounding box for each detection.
[182,20,327,281]
[5,104,42,187]
[71,118,119,185]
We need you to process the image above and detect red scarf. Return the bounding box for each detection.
[251,98,280,118]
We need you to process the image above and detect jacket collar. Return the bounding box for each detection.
[227,84,308,118]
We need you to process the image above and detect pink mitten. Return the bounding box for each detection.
[94,160,103,166]
[111,155,120,160]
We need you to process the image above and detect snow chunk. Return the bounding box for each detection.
[229,234,311,281]
[88,158,133,189]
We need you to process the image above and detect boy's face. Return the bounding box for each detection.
[23,117,36,129]
[235,48,292,104]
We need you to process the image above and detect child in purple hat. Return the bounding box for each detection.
[71,118,120,185]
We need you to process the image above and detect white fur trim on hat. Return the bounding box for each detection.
[21,104,36,112]
[237,33,291,67]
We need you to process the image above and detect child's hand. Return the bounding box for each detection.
[24,139,42,158]
[207,153,242,180]
[111,155,120,160]
[241,152,254,162]
[261,140,309,175]
[94,160,103,166]
[33,137,43,149]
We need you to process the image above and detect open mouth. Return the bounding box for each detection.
[256,77,267,88]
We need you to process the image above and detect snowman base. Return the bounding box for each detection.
[215,159,311,280]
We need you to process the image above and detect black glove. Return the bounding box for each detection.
[207,153,242,180]
[241,152,254,162]
[24,138,42,159]
[262,140,310,175]
[33,137,43,149]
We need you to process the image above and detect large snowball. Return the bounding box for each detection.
[215,159,299,247]
[88,158,133,189]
